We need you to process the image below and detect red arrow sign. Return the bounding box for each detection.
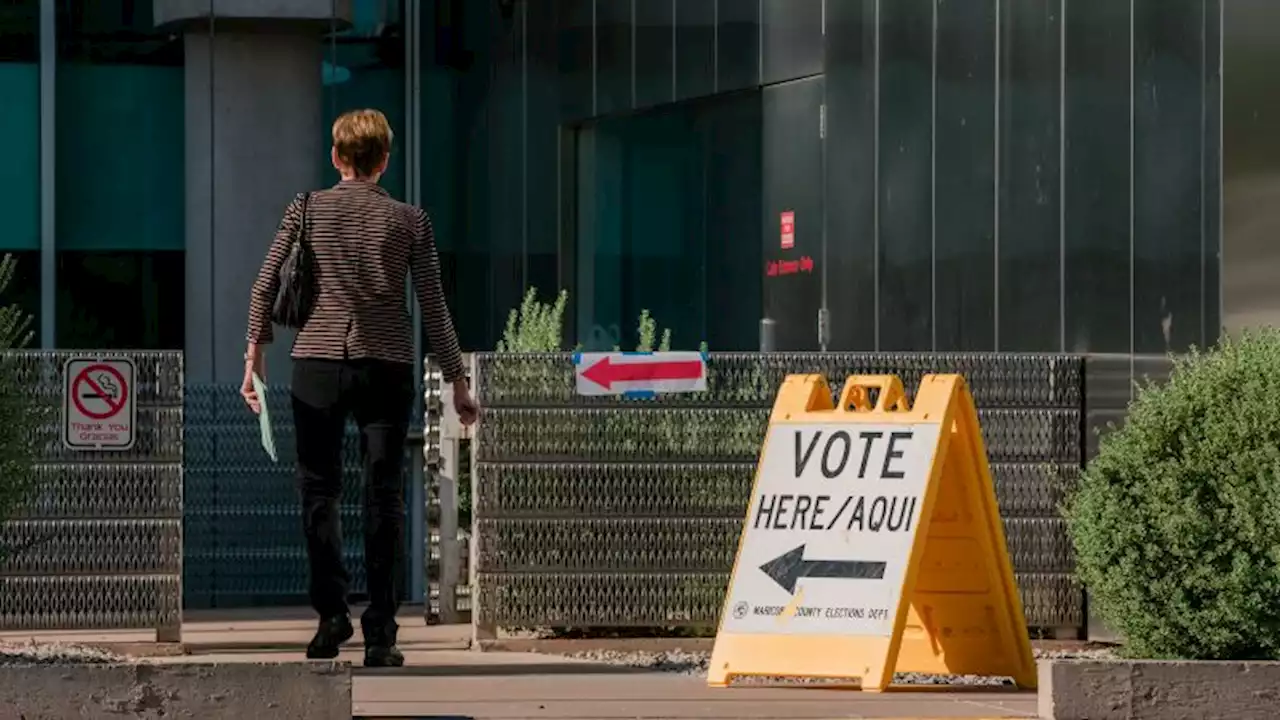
[581,355,704,391]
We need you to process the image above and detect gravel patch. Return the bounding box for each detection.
[558,645,1119,685]
[0,641,130,666]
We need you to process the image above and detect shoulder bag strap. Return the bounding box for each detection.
[295,192,311,249]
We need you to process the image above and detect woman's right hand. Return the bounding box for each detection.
[241,346,265,415]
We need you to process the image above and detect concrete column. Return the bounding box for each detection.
[159,3,352,384]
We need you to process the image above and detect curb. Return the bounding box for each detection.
[0,661,351,719]
[1039,658,1280,720]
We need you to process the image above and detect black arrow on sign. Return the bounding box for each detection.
[759,544,887,594]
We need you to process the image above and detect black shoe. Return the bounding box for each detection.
[306,614,354,659]
[363,644,405,668]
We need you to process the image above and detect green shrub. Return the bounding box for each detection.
[1067,329,1280,659]
[634,309,671,353]
[493,286,688,356]
[0,254,37,560]
[498,287,568,352]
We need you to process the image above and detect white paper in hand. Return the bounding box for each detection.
[253,373,278,463]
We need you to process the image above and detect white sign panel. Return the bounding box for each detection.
[574,352,707,396]
[720,422,942,638]
[63,357,137,451]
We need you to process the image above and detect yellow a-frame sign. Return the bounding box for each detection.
[707,374,1036,691]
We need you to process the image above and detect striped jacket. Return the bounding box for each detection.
[246,180,466,383]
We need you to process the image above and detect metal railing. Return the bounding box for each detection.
[425,357,472,625]
[0,351,183,641]
[448,352,1088,643]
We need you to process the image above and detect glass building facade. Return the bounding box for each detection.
[0,0,1233,365]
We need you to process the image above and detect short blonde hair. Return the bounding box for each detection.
[332,109,394,178]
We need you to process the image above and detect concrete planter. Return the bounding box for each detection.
[1039,658,1280,720]
[0,661,351,719]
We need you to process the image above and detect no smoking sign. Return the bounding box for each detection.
[63,358,136,451]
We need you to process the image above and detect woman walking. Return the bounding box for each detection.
[241,109,477,667]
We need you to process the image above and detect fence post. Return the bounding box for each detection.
[436,403,460,627]
[436,451,459,625]
[759,318,776,352]
[434,354,474,627]
[161,351,184,643]
[467,353,496,649]
[423,358,442,624]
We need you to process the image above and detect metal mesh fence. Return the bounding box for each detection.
[184,384,430,609]
[0,351,182,635]
[470,352,1086,632]
[475,352,1083,409]
[185,383,363,608]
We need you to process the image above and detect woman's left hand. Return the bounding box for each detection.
[453,380,479,426]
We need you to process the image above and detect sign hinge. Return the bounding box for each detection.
[817,307,831,349]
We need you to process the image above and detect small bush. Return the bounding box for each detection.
[1067,330,1280,659]
[634,309,671,353]
[498,287,568,352]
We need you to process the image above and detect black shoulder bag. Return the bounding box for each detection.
[271,192,317,328]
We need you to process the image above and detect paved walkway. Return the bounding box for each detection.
[0,609,1038,719]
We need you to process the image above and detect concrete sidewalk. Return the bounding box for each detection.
[0,606,472,654]
[0,609,1038,719]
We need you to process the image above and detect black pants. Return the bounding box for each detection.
[291,358,413,643]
